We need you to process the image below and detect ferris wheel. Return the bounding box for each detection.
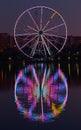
[14,6,67,58]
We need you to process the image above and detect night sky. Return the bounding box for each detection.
[0,0,81,36]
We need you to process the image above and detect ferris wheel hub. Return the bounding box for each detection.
[39,30,43,35]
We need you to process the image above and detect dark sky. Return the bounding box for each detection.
[0,0,81,36]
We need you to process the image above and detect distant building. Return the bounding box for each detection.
[0,33,81,55]
[0,33,15,52]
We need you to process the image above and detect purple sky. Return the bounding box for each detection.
[0,0,81,36]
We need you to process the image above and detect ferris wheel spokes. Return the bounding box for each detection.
[40,7,43,30]
[21,35,38,49]
[15,32,37,37]
[44,23,65,33]
[43,35,59,51]
[30,37,39,57]
[27,25,38,32]
[28,10,39,31]
[41,35,51,55]
[44,33,65,39]
[42,12,56,31]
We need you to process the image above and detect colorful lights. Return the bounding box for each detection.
[14,63,68,122]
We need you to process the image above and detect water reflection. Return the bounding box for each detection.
[75,63,79,76]
[15,63,68,122]
[68,63,71,76]
[0,60,80,91]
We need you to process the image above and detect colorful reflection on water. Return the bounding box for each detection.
[14,63,68,122]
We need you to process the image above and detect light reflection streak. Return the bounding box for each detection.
[68,63,71,76]
[76,63,79,76]
[8,64,11,72]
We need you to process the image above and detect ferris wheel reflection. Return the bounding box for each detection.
[14,63,68,122]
